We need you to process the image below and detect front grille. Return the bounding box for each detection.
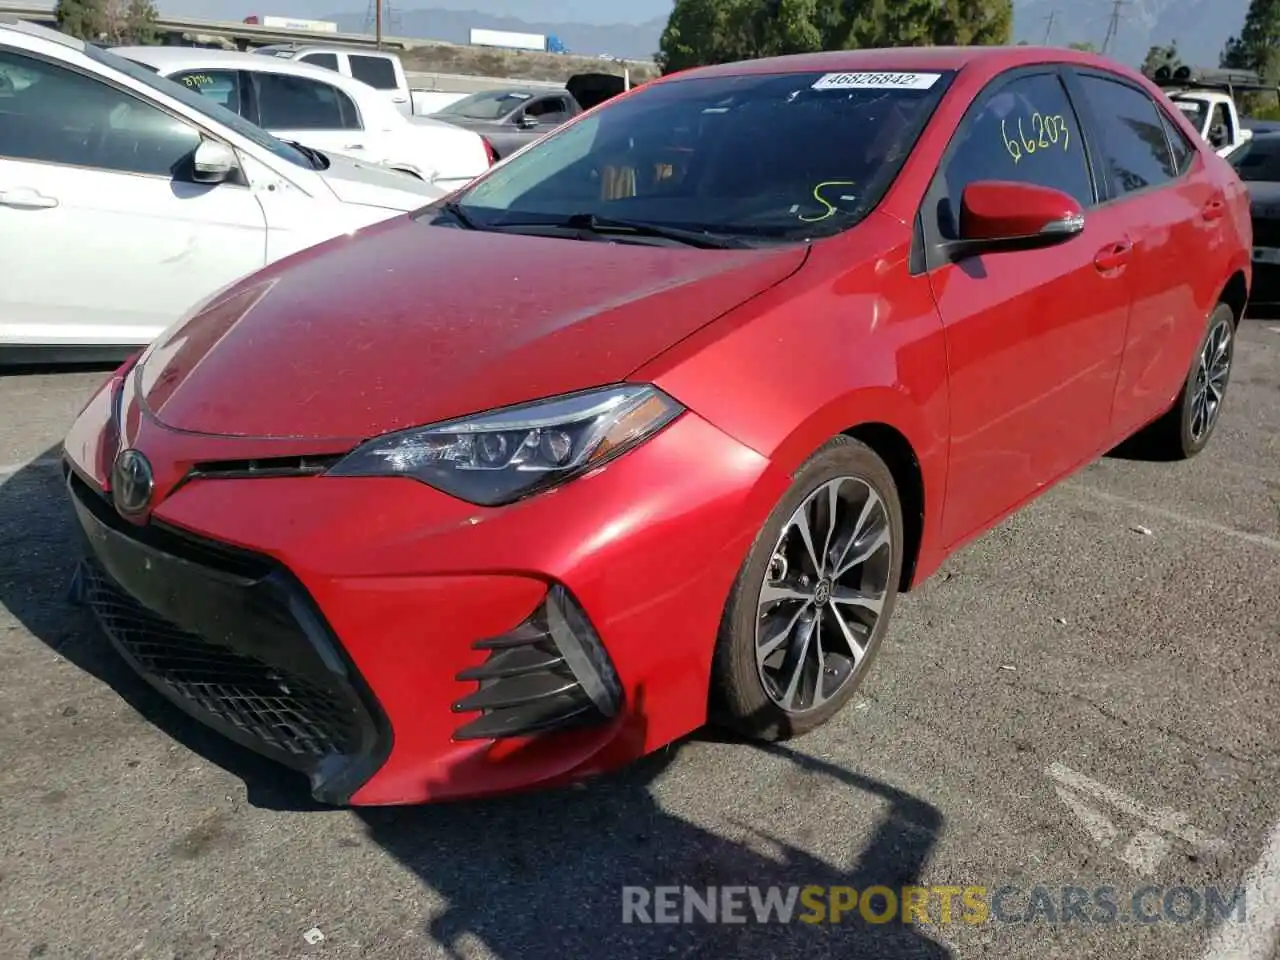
[188,454,343,480]
[66,472,390,803]
[81,560,362,759]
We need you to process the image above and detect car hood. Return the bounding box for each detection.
[318,150,446,210]
[135,217,808,441]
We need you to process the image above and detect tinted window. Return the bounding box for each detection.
[90,45,314,170]
[349,54,398,90]
[937,72,1094,238]
[1159,108,1196,175]
[450,70,954,241]
[524,96,571,123]
[1076,75,1176,195]
[0,49,201,177]
[300,53,339,72]
[171,69,243,114]
[1229,136,1280,181]
[254,72,360,130]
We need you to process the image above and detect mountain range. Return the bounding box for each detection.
[156,0,1252,67]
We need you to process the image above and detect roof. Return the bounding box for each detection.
[660,44,1138,83]
[113,44,384,99]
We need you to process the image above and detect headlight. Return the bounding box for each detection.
[327,384,684,506]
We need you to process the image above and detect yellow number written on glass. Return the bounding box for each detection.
[1000,112,1070,164]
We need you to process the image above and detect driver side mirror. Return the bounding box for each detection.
[517,114,539,129]
[956,180,1084,252]
[192,138,236,183]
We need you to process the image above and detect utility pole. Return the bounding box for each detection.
[1042,9,1058,45]
[1101,0,1128,55]
[364,0,397,48]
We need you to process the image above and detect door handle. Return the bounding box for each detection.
[0,188,58,209]
[391,95,408,103]
[344,143,365,150]
[1094,239,1133,273]
[1202,195,1226,221]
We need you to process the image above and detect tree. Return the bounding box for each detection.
[1068,40,1098,52]
[1220,0,1280,82]
[54,0,106,41]
[657,0,1012,74]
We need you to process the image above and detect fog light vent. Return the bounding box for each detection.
[452,585,623,741]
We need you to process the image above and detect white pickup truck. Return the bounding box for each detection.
[1148,65,1257,157]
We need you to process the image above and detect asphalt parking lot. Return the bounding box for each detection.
[1,318,1278,960]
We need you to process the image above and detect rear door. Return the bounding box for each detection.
[0,46,266,347]
[1065,68,1228,441]
[919,66,1135,547]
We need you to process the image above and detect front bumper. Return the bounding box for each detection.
[63,375,787,805]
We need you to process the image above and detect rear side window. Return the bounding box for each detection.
[1075,75,1177,195]
[300,53,339,72]
[1158,107,1196,175]
[254,72,360,130]
[349,55,398,90]
[937,72,1094,238]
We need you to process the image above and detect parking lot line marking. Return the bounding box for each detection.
[1064,485,1280,553]
[1047,763,1227,877]
[1200,818,1280,960]
[1268,325,1280,334]
[0,458,61,480]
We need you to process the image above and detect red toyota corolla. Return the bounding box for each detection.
[63,46,1250,806]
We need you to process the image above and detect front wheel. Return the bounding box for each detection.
[710,436,905,741]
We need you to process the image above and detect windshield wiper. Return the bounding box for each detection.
[282,139,326,170]
[438,200,480,229]
[496,212,751,249]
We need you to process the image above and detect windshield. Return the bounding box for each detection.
[437,89,537,120]
[445,70,954,242]
[85,45,315,169]
[1229,137,1280,181]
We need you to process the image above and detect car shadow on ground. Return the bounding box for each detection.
[1,445,953,958]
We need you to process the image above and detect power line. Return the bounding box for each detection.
[363,0,400,47]
[1101,0,1130,55]
[1042,9,1059,45]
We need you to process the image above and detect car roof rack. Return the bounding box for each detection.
[1145,64,1280,95]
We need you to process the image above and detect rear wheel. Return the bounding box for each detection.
[1135,302,1236,459]
[710,436,904,741]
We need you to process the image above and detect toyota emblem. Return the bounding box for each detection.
[111,448,154,516]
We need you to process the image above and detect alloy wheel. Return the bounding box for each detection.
[1190,315,1234,443]
[754,476,894,714]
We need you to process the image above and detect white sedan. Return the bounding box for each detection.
[0,19,445,359]
[116,46,495,191]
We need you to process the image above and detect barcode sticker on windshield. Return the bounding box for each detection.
[811,72,941,91]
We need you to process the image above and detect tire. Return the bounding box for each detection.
[710,435,905,741]
[1134,302,1237,459]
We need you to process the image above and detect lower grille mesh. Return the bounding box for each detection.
[81,561,361,760]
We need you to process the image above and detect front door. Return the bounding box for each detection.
[920,67,1134,547]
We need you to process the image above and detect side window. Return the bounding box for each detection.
[1158,107,1196,175]
[1208,102,1234,149]
[348,54,398,91]
[299,53,339,72]
[171,69,244,115]
[0,49,201,178]
[525,96,571,123]
[1075,75,1177,196]
[254,72,360,130]
[937,72,1093,239]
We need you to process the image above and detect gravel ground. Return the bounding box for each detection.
[1,317,1278,960]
